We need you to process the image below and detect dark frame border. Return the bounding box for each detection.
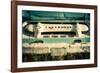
[11,1,97,72]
